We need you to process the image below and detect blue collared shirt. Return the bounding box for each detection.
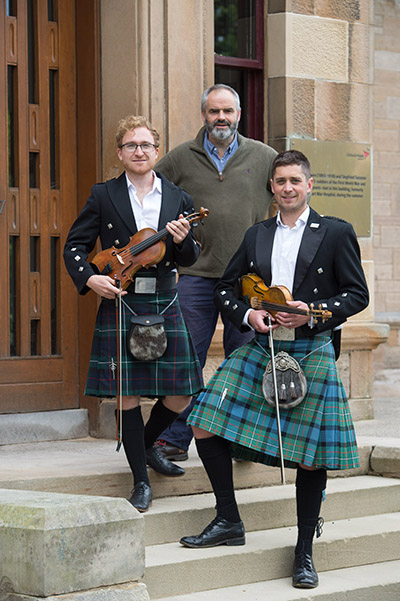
[203,132,239,172]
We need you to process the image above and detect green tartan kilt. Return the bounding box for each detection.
[85,290,203,398]
[188,333,359,470]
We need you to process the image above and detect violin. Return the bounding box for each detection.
[241,273,332,324]
[92,207,209,290]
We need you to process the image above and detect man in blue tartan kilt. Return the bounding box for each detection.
[181,150,369,589]
[64,116,203,513]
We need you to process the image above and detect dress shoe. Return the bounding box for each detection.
[146,445,185,476]
[292,549,319,588]
[155,439,188,461]
[180,517,245,548]
[128,482,152,513]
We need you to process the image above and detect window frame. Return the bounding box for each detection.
[214,0,264,140]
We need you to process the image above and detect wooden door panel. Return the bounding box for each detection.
[0,0,78,412]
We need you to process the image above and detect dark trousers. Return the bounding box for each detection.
[158,275,254,450]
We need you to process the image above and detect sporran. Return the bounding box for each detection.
[262,351,307,409]
[127,315,167,361]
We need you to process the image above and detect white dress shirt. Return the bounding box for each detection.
[243,206,310,327]
[271,206,310,293]
[125,171,162,230]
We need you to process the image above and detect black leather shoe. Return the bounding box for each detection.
[128,482,152,513]
[292,549,319,588]
[155,439,188,461]
[146,445,185,476]
[180,517,245,548]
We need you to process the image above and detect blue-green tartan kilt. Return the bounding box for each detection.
[85,291,203,398]
[188,334,359,471]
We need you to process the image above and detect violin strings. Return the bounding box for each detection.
[252,298,308,315]
[117,229,167,259]
[114,212,200,260]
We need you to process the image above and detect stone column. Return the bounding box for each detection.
[100,0,214,180]
[0,489,149,601]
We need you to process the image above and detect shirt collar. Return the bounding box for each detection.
[125,171,162,194]
[276,205,310,228]
[203,131,238,156]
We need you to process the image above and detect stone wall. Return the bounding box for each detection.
[100,0,214,178]
[266,0,375,312]
[372,0,400,371]
[267,0,373,149]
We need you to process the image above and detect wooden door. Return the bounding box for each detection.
[0,0,78,412]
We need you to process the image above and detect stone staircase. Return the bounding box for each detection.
[1,437,400,600]
[142,476,400,600]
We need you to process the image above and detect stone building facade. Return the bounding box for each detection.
[373,0,400,370]
[1,0,398,434]
[97,0,392,428]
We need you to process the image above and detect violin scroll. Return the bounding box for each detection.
[309,303,332,324]
[186,207,209,226]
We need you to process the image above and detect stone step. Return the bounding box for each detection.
[143,475,400,546]
[154,560,400,601]
[0,437,375,500]
[0,409,89,445]
[143,513,400,599]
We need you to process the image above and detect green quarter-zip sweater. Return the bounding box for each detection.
[156,126,277,279]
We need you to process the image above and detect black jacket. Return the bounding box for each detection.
[214,207,369,339]
[64,172,200,294]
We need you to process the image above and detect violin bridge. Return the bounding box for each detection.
[116,254,125,265]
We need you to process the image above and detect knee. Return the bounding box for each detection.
[192,426,214,439]
[163,395,191,413]
[122,396,141,410]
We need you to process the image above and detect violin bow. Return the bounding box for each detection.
[267,314,286,485]
[115,279,123,452]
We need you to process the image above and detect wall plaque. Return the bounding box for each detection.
[290,138,371,237]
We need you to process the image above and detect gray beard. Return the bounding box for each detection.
[205,119,238,141]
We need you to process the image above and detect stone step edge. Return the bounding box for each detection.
[0,440,386,501]
[154,560,400,601]
[143,513,400,598]
[143,475,400,545]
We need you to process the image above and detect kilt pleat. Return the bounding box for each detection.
[85,291,203,398]
[188,334,359,470]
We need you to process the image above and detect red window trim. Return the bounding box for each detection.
[214,55,263,70]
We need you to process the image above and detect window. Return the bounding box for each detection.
[214,0,264,140]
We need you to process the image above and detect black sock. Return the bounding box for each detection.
[144,399,180,449]
[295,466,327,554]
[120,407,149,486]
[195,436,241,523]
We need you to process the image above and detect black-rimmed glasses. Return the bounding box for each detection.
[120,142,158,153]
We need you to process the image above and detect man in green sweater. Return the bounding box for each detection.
[154,84,277,460]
